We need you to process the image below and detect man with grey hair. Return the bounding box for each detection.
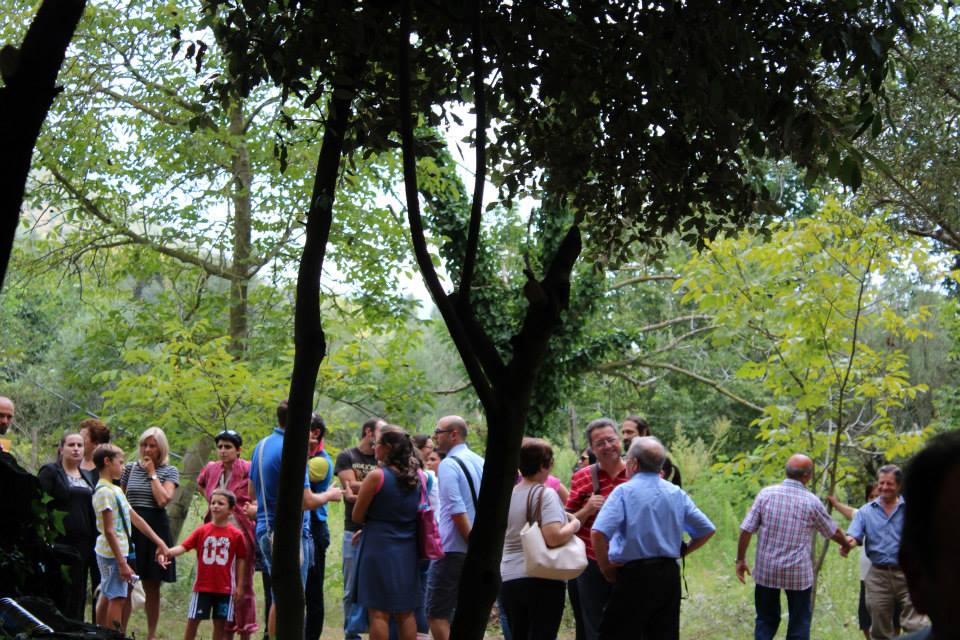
[738,454,852,640]
[845,464,928,639]
[591,436,715,639]
[0,396,14,453]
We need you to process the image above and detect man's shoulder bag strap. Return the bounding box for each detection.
[449,455,478,510]
[590,463,601,495]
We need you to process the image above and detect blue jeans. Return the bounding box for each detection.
[257,529,313,598]
[575,558,613,640]
[754,585,812,640]
[342,530,361,640]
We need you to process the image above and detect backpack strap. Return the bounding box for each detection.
[257,438,271,533]
[450,455,478,510]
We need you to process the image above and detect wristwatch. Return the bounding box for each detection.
[149,475,159,481]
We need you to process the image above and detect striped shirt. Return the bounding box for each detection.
[740,479,838,590]
[121,462,180,509]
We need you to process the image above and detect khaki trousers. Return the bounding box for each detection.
[864,565,928,640]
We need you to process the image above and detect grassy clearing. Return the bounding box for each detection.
[122,477,865,639]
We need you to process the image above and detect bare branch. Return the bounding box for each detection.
[46,164,237,279]
[627,360,764,412]
[610,273,679,290]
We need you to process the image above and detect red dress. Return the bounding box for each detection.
[197,459,258,634]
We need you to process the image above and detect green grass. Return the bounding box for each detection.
[122,482,865,639]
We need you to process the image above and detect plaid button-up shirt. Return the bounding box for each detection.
[740,479,839,591]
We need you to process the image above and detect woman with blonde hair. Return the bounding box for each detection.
[120,427,179,640]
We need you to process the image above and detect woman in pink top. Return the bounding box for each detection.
[196,430,258,640]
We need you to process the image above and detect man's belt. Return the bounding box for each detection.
[624,557,675,568]
[871,563,901,571]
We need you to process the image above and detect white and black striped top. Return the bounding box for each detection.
[121,462,180,509]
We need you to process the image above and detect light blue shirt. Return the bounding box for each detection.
[592,472,715,563]
[848,497,905,566]
[437,443,484,553]
[250,428,310,538]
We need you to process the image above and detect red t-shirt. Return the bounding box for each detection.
[565,464,628,560]
[181,522,248,594]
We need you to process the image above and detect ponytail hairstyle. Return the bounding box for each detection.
[379,425,420,490]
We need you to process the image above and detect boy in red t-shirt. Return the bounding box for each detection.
[164,488,248,640]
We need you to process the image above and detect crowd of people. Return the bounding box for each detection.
[0,392,957,640]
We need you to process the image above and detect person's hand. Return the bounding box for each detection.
[585,494,605,516]
[735,559,751,584]
[568,514,581,533]
[244,501,257,520]
[600,562,620,584]
[233,585,245,602]
[154,548,170,568]
[141,457,156,476]
[119,558,135,582]
[839,538,855,558]
[325,486,343,503]
[351,530,362,546]
[827,495,839,508]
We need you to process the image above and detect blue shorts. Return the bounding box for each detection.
[257,530,313,598]
[96,554,130,600]
[188,592,233,621]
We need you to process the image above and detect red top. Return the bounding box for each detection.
[182,522,249,594]
[565,464,629,560]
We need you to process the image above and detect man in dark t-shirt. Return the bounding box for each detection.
[334,417,382,639]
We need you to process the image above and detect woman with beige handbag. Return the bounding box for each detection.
[500,438,583,639]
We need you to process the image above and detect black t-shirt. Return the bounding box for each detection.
[333,447,378,531]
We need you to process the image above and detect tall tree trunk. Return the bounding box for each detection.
[272,71,360,640]
[166,434,215,539]
[0,0,87,291]
[228,100,252,357]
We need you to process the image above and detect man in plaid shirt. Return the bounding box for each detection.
[736,454,852,640]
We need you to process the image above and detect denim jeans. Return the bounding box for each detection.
[575,558,613,640]
[257,529,314,597]
[342,530,361,640]
[754,585,812,640]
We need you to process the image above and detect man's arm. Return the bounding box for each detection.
[684,530,715,557]
[337,469,359,503]
[590,530,618,583]
[832,527,854,557]
[735,530,752,584]
[451,513,471,542]
[827,495,856,521]
[302,485,343,510]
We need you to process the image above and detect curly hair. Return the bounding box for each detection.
[79,418,110,445]
[379,425,420,491]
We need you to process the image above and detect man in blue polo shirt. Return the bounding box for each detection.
[844,464,927,640]
[591,436,715,640]
[249,400,342,639]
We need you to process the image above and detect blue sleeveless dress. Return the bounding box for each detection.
[356,466,421,612]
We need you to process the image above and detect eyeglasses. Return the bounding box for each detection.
[434,428,454,436]
[592,436,619,448]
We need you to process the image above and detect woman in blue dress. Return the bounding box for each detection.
[352,425,422,640]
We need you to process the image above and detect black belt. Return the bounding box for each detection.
[624,557,675,568]
[872,563,900,571]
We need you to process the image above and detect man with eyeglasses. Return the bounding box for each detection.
[426,415,484,640]
[565,417,629,640]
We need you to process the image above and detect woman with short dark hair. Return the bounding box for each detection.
[500,438,581,639]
